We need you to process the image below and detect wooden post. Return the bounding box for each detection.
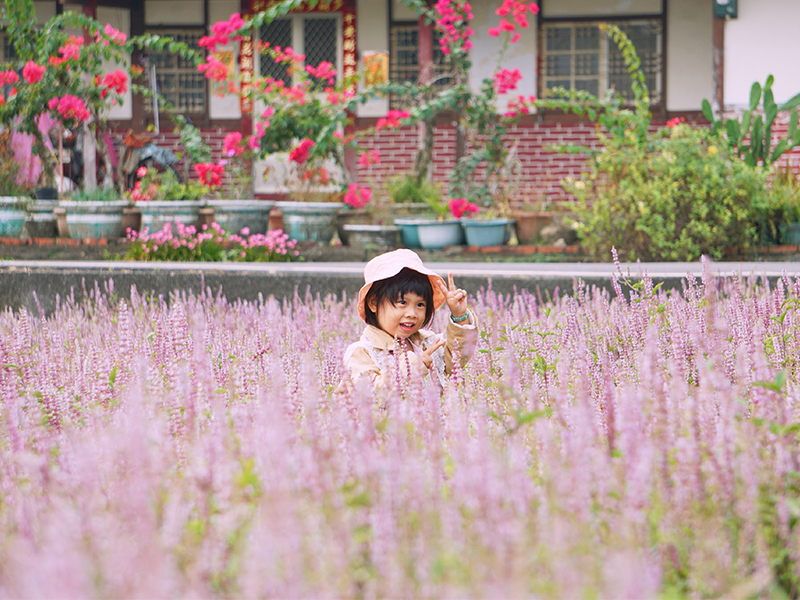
[712,8,725,118]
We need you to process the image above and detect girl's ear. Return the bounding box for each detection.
[367,296,378,312]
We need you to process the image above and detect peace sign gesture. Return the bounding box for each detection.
[437,272,468,320]
[419,336,446,370]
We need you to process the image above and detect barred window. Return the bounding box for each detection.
[389,25,452,109]
[0,31,16,62]
[541,19,662,104]
[145,28,206,114]
[259,15,340,87]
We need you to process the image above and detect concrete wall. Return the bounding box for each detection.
[724,0,800,107]
[469,0,537,112]
[209,0,243,121]
[357,0,389,117]
[665,0,713,112]
[145,0,204,25]
[97,6,133,121]
[540,0,660,17]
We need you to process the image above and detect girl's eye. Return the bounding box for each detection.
[417,302,426,308]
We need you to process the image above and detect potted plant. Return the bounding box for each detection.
[0,131,33,238]
[511,186,554,245]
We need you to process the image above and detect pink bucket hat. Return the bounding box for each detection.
[357,249,447,321]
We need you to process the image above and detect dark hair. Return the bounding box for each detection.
[364,267,435,330]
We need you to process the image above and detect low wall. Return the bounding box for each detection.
[1,260,796,316]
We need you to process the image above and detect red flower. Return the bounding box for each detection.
[50,95,91,123]
[195,162,225,189]
[22,61,45,84]
[102,70,128,95]
[343,183,372,208]
[223,132,243,157]
[288,138,315,164]
[0,70,18,86]
[448,198,480,219]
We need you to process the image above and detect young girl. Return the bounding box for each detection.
[343,248,478,390]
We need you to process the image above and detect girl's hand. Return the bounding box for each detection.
[437,273,468,320]
[419,336,446,369]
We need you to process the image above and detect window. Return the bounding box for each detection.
[259,15,341,86]
[540,19,662,104]
[389,25,451,109]
[144,28,206,114]
[0,31,16,62]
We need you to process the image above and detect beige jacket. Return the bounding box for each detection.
[342,312,478,390]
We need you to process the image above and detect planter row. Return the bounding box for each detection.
[2,197,555,250]
[1,199,348,243]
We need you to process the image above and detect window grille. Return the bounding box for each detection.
[259,15,340,87]
[145,28,206,114]
[389,25,452,109]
[0,32,16,62]
[541,19,661,104]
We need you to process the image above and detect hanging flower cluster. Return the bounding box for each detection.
[433,0,475,56]
[488,0,539,43]
[343,183,372,208]
[47,95,91,123]
[494,68,522,94]
[22,61,45,84]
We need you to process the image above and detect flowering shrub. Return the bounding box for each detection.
[2,265,800,596]
[125,221,298,262]
[0,0,202,191]
[128,167,206,202]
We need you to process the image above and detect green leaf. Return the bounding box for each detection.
[770,139,788,163]
[108,365,118,387]
[765,100,778,128]
[788,110,798,139]
[701,98,714,122]
[749,81,762,111]
[780,93,800,113]
[753,370,787,393]
[739,110,752,145]
[725,118,740,143]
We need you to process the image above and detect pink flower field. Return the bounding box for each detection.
[1,263,799,598]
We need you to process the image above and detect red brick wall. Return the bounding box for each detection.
[115,119,800,203]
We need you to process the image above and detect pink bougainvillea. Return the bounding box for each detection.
[288,138,315,164]
[22,61,45,84]
[448,197,480,218]
[343,182,372,208]
[494,68,522,94]
[223,132,243,157]
[48,95,91,122]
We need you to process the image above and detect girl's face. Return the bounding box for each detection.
[369,292,428,339]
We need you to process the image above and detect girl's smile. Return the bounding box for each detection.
[370,292,428,339]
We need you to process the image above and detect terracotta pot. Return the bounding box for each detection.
[513,211,554,245]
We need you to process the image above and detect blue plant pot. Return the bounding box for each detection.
[138,200,205,234]
[0,197,27,238]
[394,218,427,249]
[277,201,344,243]
[206,199,276,235]
[462,219,515,247]
[416,220,465,250]
[59,200,127,239]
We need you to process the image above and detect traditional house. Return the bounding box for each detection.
[9,0,800,201]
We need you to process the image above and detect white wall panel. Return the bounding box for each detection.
[358,0,389,117]
[541,0,660,18]
[724,0,800,107]
[97,7,133,121]
[666,0,712,111]
[145,0,204,26]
